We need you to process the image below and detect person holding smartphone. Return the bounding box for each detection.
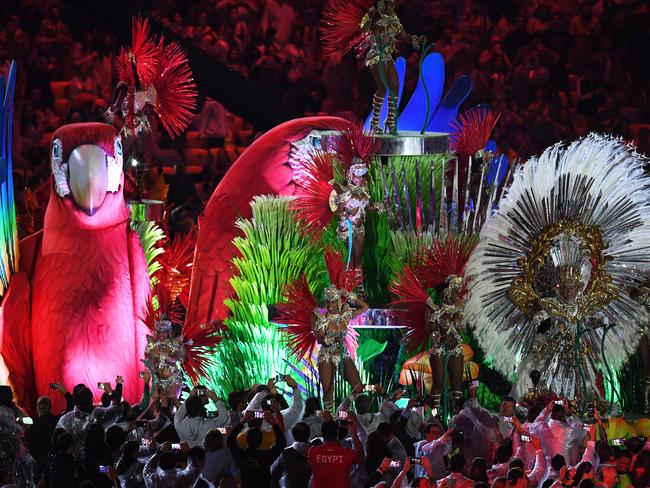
[227,409,287,486]
[143,441,203,488]
[531,400,586,466]
[174,387,229,448]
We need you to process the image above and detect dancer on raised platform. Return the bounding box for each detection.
[390,236,477,414]
[466,134,650,404]
[275,248,368,411]
[291,124,384,271]
[321,0,425,133]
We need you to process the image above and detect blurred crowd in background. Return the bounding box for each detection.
[0,0,648,236]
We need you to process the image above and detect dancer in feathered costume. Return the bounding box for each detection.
[143,232,225,397]
[105,17,197,139]
[390,236,477,412]
[291,124,383,270]
[322,0,424,133]
[466,134,650,402]
[275,247,368,411]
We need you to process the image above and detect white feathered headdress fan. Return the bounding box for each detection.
[466,134,650,398]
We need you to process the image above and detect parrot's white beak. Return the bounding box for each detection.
[67,144,109,216]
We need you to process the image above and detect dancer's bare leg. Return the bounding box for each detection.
[318,361,335,412]
[343,357,363,394]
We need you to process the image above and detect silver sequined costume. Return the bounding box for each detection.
[144,333,187,397]
[336,184,371,240]
[313,306,353,367]
[427,302,464,357]
[360,11,403,66]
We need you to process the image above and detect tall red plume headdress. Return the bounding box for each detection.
[275,247,363,360]
[321,0,374,62]
[414,235,477,291]
[390,236,476,352]
[289,150,337,239]
[109,16,197,139]
[389,266,430,352]
[331,123,379,171]
[450,107,500,162]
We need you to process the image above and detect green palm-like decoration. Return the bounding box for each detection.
[203,196,329,397]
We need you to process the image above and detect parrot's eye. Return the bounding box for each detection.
[52,139,63,166]
[114,137,122,158]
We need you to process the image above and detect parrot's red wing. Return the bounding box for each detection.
[186,116,350,326]
[0,231,43,413]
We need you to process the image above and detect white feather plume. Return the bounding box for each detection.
[466,134,650,392]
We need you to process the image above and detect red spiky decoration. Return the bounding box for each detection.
[450,108,501,161]
[414,235,477,290]
[389,266,430,353]
[152,39,197,139]
[182,319,227,384]
[321,0,374,62]
[324,246,363,292]
[116,17,157,87]
[115,16,197,138]
[332,123,379,170]
[275,276,319,360]
[141,275,183,332]
[290,150,337,238]
[157,229,196,308]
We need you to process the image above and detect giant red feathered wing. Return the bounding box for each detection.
[274,275,319,360]
[321,0,374,62]
[389,266,430,353]
[187,117,350,326]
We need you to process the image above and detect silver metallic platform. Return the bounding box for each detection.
[319,131,449,156]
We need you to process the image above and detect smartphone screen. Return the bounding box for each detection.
[521,435,531,443]
[389,460,401,468]
[171,443,181,450]
[254,410,264,419]
[338,411,348,420]
[97,382,104,390]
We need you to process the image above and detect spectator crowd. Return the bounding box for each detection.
[1,372,650,487]
[1,0,649,238]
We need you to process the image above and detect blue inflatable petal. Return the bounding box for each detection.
[427,75,472,133]
[398,52,444,132]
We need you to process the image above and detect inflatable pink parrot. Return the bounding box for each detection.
[1,123,150,413]
[187,116,350,325]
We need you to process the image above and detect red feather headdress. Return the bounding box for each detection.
[450,108,500,161]
[151,39,197,139]
[321,0,374,62]
[389,266,430,352]
[290,150,337,239]
[332,123,379,170]
[182,319,227,384]
[414,235,478,290]
[113,16,197,138]
[324,246,363,293]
